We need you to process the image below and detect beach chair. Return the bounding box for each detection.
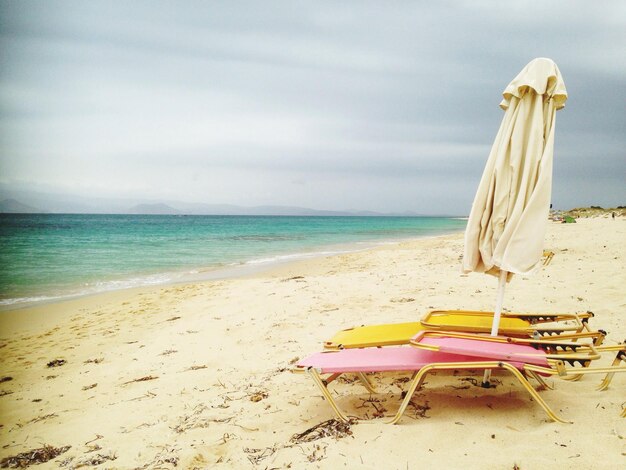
[294,332,625,424]
[542,250,555,266]
[324,309,596,350]
[409,331,625,390]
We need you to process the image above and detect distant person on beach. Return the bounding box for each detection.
[612,212,616,220]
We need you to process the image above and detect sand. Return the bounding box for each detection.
[0,217,624,469]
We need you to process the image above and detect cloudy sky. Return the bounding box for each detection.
[1,1,624,214]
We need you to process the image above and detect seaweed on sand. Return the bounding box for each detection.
[122,375,158,385]
[46,359,66,368]
[290,418,354,444]
[0,445,71,468]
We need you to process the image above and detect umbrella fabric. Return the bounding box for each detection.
[463,58,567,279]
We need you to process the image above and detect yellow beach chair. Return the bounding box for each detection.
[420,309,591,335]
[324,309,596,350]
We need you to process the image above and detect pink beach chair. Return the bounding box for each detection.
[293,332,625,424]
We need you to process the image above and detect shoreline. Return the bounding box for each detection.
[0,217,624,468]
[0,231,463,335]
[0,228,464,312]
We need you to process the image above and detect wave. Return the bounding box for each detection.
[0,272,183,309]
[244,250,345,265]
[0,293,82,306]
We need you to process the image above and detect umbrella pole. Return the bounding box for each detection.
[482,269,508,387]
[490,269,508,336]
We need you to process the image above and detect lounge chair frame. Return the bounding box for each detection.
[324,310,596,350]
[294,332,625,424]
[297,359,569,424]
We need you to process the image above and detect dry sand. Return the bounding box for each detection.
[0,217,624,469]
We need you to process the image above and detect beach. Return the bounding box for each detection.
[0,216,624,469]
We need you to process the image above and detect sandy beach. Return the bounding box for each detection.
[0,216,624,469]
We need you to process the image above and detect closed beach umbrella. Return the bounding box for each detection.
[462,58,567,384]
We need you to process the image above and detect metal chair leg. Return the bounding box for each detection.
[306,368,352,423]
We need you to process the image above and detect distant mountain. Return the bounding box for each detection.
[0,186,433,216]
[126,203,181,215]
[170,202,422,216]
[0,198,44,213]
[179,204,359,216]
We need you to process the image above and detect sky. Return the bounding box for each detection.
[0,1,624,215]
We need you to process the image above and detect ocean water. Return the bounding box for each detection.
[0,214,466,307]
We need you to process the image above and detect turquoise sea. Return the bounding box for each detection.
[0,214,466,307]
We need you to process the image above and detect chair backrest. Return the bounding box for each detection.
[421,310,538,336]
[411,332,550,367]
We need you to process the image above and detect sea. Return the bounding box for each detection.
[0,214,467,308]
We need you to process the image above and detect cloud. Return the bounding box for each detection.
[1,1,624,213]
